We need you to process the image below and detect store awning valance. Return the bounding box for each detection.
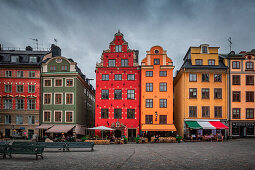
[36,124,54,130]
[209,121,229,129]
[197,121,216,129]
[46,125,75,133]
[142,124,176,131]
[185,121,202,129]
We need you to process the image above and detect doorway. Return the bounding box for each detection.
[115,130,122,138]
[240,126,246,137]
[28,129,34,139]
[5,129,10,138]
[128,129,136,142]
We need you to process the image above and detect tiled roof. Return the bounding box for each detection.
[181,59,227,70]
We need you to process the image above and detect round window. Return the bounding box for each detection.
[155,50,159,54]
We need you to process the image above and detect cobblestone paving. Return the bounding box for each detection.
[1,139,255,170]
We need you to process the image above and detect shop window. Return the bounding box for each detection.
[114,74,122,80]
[114,109,122,119]
[121,59,128,66]
[160,99,167,108]
[108,59,116,67]
[246,109,254,119]
[101,109,109,119]
[189,74,197,82]
[127,90,135,99]
[232,75,240,85]
[114,90,122,99]
[189,88,197,98]
[127,109,135,119]
[208,59,215,65]
[159,82,167,92]
[246,91,254,102]
[146,115,153,124]
[159,115,167,124]
[232,91,241,102]
[159,71,167,77]
[189,106,197,117]
[232,108,240,119]
[102,74,109,80]
[146,71,153,77]
[127,74,135,80]
[202,88,209,99]
[214,106,222,118]
[246,75,254,85]
[232,126,239,136]
[232,61,240,69]
[202,106,210,117]
[101,90,109,99]
[214,74,222,82]
[247,126,254,136]
[202,73,209,82]
[146,99,153,108]
[214,88,222,99]
[195,59,203,65]
[146,83,153,92]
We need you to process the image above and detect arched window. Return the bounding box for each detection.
[246,61,254,69]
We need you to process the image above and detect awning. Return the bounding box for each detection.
[46,125,75,133]
[197,121,216,129]
[74,125,86,135]
[36,124,54,130]
[209,121,229,129]
[185,121,202,129]
[88,126,115,131]
[142,124,176,131]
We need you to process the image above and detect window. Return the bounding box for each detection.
[246,61,254,70]
[44,94,51,104]
[114,90,122,99]
[160,99,167,108]
[214,74,222,82]
[202,88,210,99]
[4,99,12,109]
[159,83,167,92]
[127,90,135,99]
[102,74,109,80]
[232,75,240,85]
[108,59,116,67]
[214,88,222,99]
[146,99,153,108]
[189,88,197,98]
[214,106,222,118]
[5,115,11,124]
[5,71,12,77]
[115,45,122,52]
[146,83,153,92]
[44,79,52,86]
[232,61,240,69]
[17,71,23,78]
[16,99,24,110]
[121,59,128,67]
[16,85,24,93]
[189,74,197,82]
[66,112,73,122]
[202,106,210,117]
[114,109,122,119]
[114,74,122,80]
[246,109,254,119]
[202,73,209,82]
[50,66,56,71]
[55,79,62,86]
[232,91,241,102]
[55,93,62,104]
[28,85,35,93]
[27,99,36,110]
[127,74,135,80]
[11,56,19,62]
[146,71,153,77]
[101,109,109,119]
[127,109,135,119]
[101,90,109,99]
[208,59,215,65]
[146,115,153,124]
[29,71,35,78]
[66,79,73,86]
[44,111,51,122]
[189,106,197,117]
[54,111,62,122]
[66,93,73,104]
[202,46,208,53]
[159,71,167,77]
[61,65,68,71]
[232,108,240,119]
[29,56,37,63]
[195,59,203,65]
[159,115,167,124]
[154,59,160,65]
[246,75,254,85]
[28,115,35,125]
[246,91,254,102]
[16,115,23,125]
[5,85,12,93]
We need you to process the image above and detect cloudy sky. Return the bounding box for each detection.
[1,0,255,86]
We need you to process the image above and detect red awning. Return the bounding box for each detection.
[209,121,229,129]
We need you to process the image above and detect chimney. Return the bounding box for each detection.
[25,46,33,51]
[51,44,61,57]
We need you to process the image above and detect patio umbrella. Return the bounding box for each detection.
[88,126,115,138]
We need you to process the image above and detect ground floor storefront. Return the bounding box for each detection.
[0,125,39,139]
[230,121,255,137]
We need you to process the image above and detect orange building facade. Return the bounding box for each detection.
[141,46,176,140]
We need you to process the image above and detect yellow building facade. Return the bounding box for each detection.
[174,44,228,137]
[141,46,176,140]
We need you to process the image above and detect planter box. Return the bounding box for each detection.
[86,140,110,145]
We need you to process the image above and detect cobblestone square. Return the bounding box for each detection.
[0,139,255,170]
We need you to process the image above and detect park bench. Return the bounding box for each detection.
[12,141,38,146]
[66,142,94,152]
[38,142,67,151]
[9,145,44,160]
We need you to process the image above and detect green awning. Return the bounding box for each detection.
[185,121,202,129]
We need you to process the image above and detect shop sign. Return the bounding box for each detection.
[232,122,255,127]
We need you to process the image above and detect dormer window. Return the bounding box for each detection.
[11,56,19,63]
[29,56,37,63]
[201,46,208,53]
[115,45,122,52]
[195,59,203,65]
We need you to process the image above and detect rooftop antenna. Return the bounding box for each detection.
[228,37,232,52]
[54,38,57,45]
[31,38,38,50]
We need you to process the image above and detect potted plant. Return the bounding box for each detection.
[123,137,128,144]
[135,136,140,144]
[81,136,86,142]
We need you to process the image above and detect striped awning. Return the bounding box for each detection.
[185,121,202,129]
[197,121,216,129]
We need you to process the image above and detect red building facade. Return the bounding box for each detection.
[95,31,140,141]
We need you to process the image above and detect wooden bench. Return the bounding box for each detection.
[9,145,44,160]
[38,142,67,151]
[66,142,94,152]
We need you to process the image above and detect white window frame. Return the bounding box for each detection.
[54,92,63,105]
[65,92,74,105]
[43,110,51,122]
[66,78,74,87]
[44,79,52,87]
[55,78,63,87]
[54,110,62,122]
[65,110,74,123]
[43,93,52,105]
